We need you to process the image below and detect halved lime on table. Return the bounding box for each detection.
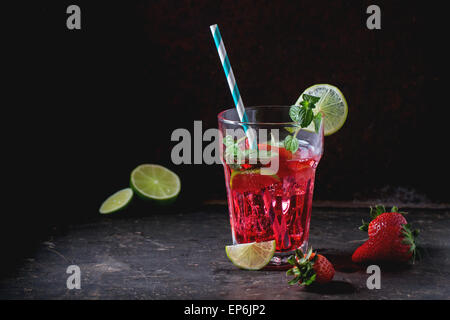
[295,84,348,136]
[99,188,134,214]
[225,240,276,270]
[130,164,181,204]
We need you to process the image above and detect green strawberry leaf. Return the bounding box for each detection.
[359,219,370,232]
[370,205,386,219]
[287,255,297,266]
[288,275,302,285]
[401,224,420,264]
[360,204,390,232]
[286,247,319,286]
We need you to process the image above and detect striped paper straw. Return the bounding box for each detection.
[210,24,256,148]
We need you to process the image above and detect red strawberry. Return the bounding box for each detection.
[257,143,293,161]
[352,206,419,263]
[287,247,335,285]
[367,212,407,238]
[286,160,312,172]
[359,205,406,237]
[256,144,293,177]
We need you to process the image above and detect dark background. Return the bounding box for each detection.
[3,1,448,274]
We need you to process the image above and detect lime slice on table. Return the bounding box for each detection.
[295,84,348,136]
[130,164,181,204]
[99,188,133,214]
[225,240,276,270]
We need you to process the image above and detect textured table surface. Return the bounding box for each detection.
[1,205,449,300]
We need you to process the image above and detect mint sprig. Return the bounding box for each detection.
[284,93,322,153]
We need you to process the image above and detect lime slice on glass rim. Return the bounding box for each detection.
[295,84,348,136]
[130,164,181,204]
[225,240,276,270]
[99,188,133,214]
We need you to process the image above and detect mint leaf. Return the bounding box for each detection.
[303,93,320,105]
[313,112,322,133]
[284,135,299,153]
[223,135,235,147]
[225,144,239,160]
[289,105,301,122]
[299,107,314,128]
[297,107,307,126]
[300,100,310,108]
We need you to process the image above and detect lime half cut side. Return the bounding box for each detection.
[295,84,348,136]
[225,240,276,270]
[130,164,181,204]
[99,188,133,214]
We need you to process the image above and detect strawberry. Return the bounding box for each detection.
[359,205,406,237]
[257,143,293,161]
[256,143,293,177]
[286,160,312,172]
[286,247,335,285]
[352,205,419,263]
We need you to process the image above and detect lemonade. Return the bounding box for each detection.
[223,140,321,253]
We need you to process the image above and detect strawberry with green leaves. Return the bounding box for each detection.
[352,205,419,264]
[286,247,335,286]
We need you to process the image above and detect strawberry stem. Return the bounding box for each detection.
[359,219,370,231]
[401,224,420,264]
[286,247,317,286]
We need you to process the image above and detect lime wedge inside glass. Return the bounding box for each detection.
[99,188,133,214]
[225,240,276,270]
[230,169,280,193]
[130,164,181,204]
[295,84,348,136]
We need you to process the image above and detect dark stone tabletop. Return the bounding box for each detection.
[0,204,449,300]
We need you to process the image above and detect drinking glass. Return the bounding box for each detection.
[218,106,324,267]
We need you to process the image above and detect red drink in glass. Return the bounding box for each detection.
[223,144,319,252]
[218,106,323,266]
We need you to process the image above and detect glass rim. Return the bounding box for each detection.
[218,105,300,126]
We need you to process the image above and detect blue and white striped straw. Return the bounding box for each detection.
[210,24,256,148]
